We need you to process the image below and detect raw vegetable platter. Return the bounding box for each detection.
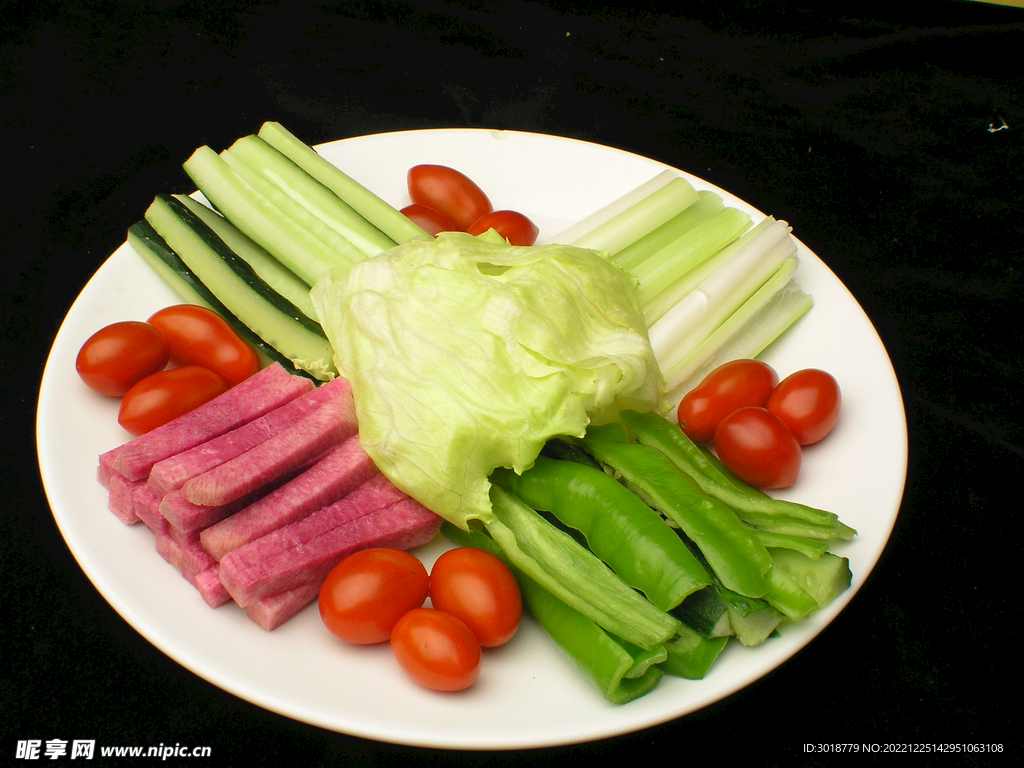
[36,129,906,750]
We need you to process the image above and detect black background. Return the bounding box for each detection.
[2,1,1020,765]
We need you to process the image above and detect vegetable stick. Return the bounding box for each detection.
[181,396,356,507]
[543,170,679,246]
[246,581,322,631]
[200,434,378,561]
[147,375,353,496]
[219,493,440,607]
[102,362,311,482]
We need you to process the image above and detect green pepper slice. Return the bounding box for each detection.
[493,456,710,611]
[485,484,680,649]
[441,522,666,704]
[619,409,856,541]
[580,425,772,599]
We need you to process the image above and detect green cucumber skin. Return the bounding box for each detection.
[127,220,302,375]
[142,195,338,381]
[173,194,320,323]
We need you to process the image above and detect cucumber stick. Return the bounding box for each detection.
[217,144,370,266]
[223,135,396,258]
[183,145,352,285]
[127,219,296,373]
[257,121,429,244]
[144,194,337,381]
[173,194,319,322]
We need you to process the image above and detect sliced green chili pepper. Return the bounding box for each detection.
[493,456,711,611]
[485,484,680,649]
[619,409,856,540]
[750,528,830,560]
[441,522,665,704]
[661,625,729,680]
[580,424,772,599]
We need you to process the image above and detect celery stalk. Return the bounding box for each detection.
[641,216,776,328]
[650,219,797,370]
[667,274,813,399]
[611,190,726,274]
[632,207,752,314]
[544,170,678,246]
[567,177,700,255]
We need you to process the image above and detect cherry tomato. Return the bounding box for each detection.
[767,369,841,445]
[466,210,540,246]
[148,305,258,387]
[400,203,456,236]
[408,165,492,231]
[318,548,429,645]
[713,406,802,489]
[76,321,170,397]
[390,608,482,692]
[118,365,228,436]
[677,359,778,443]
[429,548,522,648]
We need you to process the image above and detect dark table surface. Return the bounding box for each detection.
[3,1,1020,765]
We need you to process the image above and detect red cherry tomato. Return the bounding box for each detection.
[466,210,540,246]
[677,359,779,443]
[318,548,429,645]
[76,321,170,397]
[767,369,841,445]
[713,406,802,489]
[147,305,258,387]
[118,366,228,436]
[390,608,482,692]
[408,165,492,231]
[400,204,457,237]
[429,548,522,648]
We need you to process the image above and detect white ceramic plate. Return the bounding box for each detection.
[36,129,906,750]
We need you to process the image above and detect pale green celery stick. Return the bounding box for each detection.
[544,170,678,246]
[220,146,368,267]
[643,217,776,332]
[651,220,796,371]
[633,207,752,313]
[183,145,354,286]
[611,190,725,273]
[257,121,429,244]
[665,261,811,397]
[568,177,700,256]
[224,135,396,258]
[174,194,319,322]
[485,485,680,650]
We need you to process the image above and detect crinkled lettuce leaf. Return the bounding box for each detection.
[311,232,667,528]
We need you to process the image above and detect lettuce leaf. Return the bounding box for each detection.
[311,232,667,529]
